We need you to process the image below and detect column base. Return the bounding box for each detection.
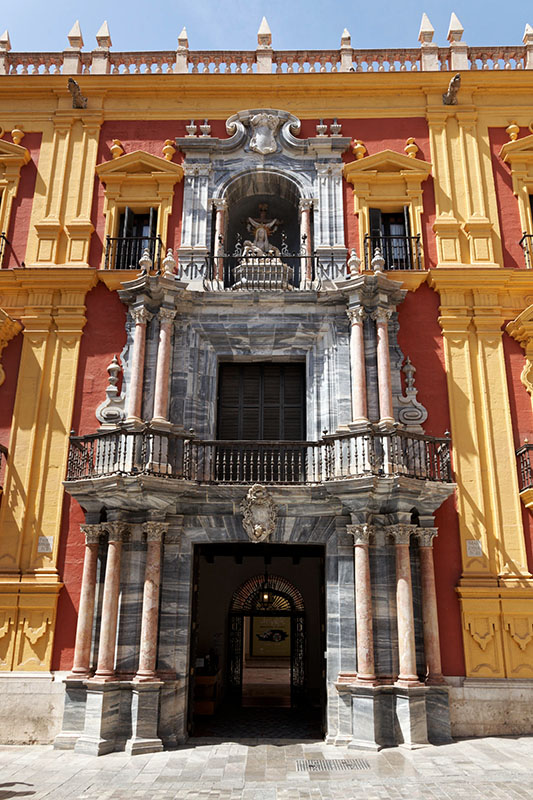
[74,682,121,756]
[54,678,87,751]
[125,682,164,755]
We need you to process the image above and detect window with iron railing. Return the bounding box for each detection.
[364,207,422,271]
[105,206,162,270]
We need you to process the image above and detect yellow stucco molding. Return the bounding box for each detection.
[0,308,22,386]
[499,133,533,237]
[96,150,184,268]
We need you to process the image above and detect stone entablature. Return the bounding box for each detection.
[2,15,533,75]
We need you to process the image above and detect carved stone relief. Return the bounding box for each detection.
[240,484,278,543]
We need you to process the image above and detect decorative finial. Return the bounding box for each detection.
[200,119,211,137]
[316,119,328,136]
[341,28,351,47]
[330,118,342,136]
[162,249,176,277]
[257,16,272,47]
[347,249,361,277]
[11,126,24,146]
[110,139,124,159]
[138,248,152,275]
[185,120,197,137]
[418,13,434,44]
[524,23,533,45]
[447,12,464,43]
[371,247,385,273]
[352,139,366,160]
[95,21,112,49]
[506,122,520,142]
[162,139,176,161]
[404,137,418,158]
[178,27,189,49]
[0,30,11,52]
[67,20,84,49]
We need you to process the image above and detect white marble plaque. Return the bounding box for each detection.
[466,539,483,557]
[37,536,53,553]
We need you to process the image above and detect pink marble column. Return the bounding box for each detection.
[372,308,394,425]
[68,523,104,678]
[93,522,128,682]
[417,528,445,685]
[134,521,168,682]
[347,307,368,425]
[391,524,422,687]
[126,306,153,423]
[213,198,227,281]
[348,524,377,684]
[299,198,313,281]
[152,308,176,424]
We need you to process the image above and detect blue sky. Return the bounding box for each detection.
[4,0,532,51]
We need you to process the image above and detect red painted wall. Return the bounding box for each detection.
[52,283,127,670]
[398,284,465,676]
[3,133,41,269]
[502,328,533,573]
[489,127,527,269]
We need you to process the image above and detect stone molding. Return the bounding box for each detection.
[130,306,153,326]
[158,307,176,325]
[347,307,366,325]
[372,307,393,325]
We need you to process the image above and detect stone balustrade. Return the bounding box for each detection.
[2,14,533,75]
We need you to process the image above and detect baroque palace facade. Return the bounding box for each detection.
[1,14,533,754]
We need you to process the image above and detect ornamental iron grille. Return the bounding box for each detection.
[229,573,306,704]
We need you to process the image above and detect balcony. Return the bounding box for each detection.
[104,235,162,271]
[364,233,422,271]
[66,426,452,486]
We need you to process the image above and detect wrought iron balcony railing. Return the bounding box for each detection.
[519,233,533,270]
[364,234,422,271]
[516,443,533,491]
[66,427,452,485]
[104,235,163,271]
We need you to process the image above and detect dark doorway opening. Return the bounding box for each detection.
[189,542,325,740]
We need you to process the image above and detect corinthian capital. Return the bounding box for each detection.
[347,523,375,546]
[158,307,176,325]
[371,308,393,325]
[416,527,439,547]
[143,521,169,542]
[130,306,153,326]
[347,306,366,325]
[388,523,418,545]
[80,523,106,545]
[104,521,130,543]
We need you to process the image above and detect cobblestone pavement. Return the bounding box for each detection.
[1,736,533,800]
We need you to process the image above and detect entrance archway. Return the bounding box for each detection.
[229,574,305,706]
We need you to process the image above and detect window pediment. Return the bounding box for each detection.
[96,150,183,182]
[344,149,432,185]
[499,134,533,166]
[0,139,30,171]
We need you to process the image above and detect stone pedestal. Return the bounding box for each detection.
[74,682,121,756]
[426,685,452,744]
[394,685,429,749]
[344,684,384,751]
[125,683,164,755]
[53,679,87,750]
